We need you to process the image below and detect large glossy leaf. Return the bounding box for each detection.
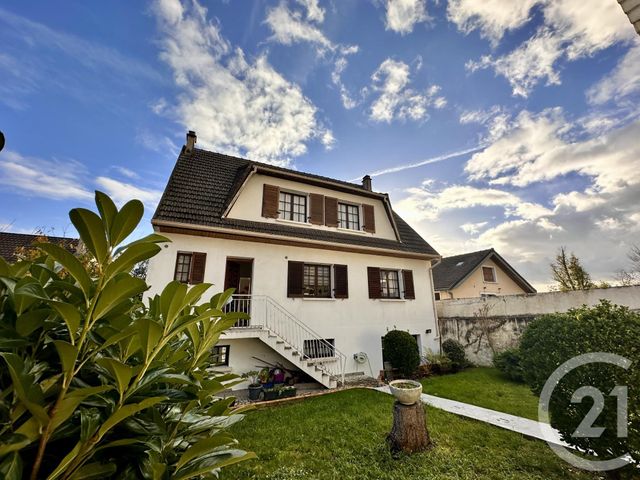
[37,243,92,298]
[173,450,256,480]
[16,308,51,336]
[92,275,146,320]
[103,243,160,282]
[96,358,133,396]
[69,208,109,264]
[110,199,143,247]
[159,281,188,329]
[97,396,166,439]
[46,441,82,480]
[13,277,48,314]
[49,301,81,340]
[0,434,30,457]
[136,317,163,362]
[0,452,23,480]
[0,353,48,425]
[53,340,78,376]
[113,233,170,256]
[95,191,118,237]
[0,256,10,276]
[50,386,113,432]
[68,461,117,480]
[80,408,101,443]
[175,435,236,470]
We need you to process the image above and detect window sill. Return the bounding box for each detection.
[379,298,405,302]
[205,366,232,373]
[276,218,312,227]
[302,297,336,301]
[336,227,368,235]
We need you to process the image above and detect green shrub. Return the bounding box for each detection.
[425,351,452,375]
[519,301,639,471]
[0,192,255,479]
[382,330,420,377]
[493,348,524,383]
[442,339,468,371]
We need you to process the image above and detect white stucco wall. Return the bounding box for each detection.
[227,173,398,241]
[146,232,439,379]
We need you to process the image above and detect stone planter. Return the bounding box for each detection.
[389,379,422,405]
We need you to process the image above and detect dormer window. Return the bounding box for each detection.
[279,191,307,223]
[338,202,360,230]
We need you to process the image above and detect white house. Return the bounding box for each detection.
[146,131,441,388]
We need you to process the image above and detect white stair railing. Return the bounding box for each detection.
[226,294,346,384]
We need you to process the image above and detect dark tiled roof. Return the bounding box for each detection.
[432,248,536,293]
[0,232,79,262]
[153,148,439,256]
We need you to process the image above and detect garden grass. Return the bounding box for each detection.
[422,367,540,420]
[224,388,597,480]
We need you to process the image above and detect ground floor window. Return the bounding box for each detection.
[303,339,335,359]
[303,264,331,298]
[211,345,230,366]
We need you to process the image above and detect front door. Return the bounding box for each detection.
[224,258,253,326]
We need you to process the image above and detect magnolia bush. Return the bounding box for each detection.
[0,192,254,479]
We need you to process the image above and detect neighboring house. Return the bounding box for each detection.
[432,248,536,300]
[0,232,80,263]
[147,131,441,388]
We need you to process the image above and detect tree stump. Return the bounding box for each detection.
[386,400,432,454]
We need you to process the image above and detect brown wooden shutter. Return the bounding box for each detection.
[367,267,381,299]
[362,204,375,233]
[324,197,338,227]
[333,264,348,299]
[402,270,415,300]
[309,193,325,225]
[262,184,280,218]
[189,252,207,284]
[287,261,304,297]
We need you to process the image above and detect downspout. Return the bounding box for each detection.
[428,257,443,354]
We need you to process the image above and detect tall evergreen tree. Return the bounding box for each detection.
[550,247,594,291]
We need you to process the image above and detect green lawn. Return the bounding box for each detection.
[422,368,539,420]
[223,388,596,480]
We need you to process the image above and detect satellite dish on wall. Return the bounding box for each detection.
[0,131,4,153]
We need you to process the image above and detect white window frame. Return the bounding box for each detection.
[337,201,362,231]
[481,265,497,283]
[278,189,309,224]
[302,262,333,299]
[379,268,405,300]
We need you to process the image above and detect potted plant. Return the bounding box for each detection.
[279,385,297,398]
[389,379,423,405]
[262,386,279,401]
[242,370,262,401]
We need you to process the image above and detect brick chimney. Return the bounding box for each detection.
[185,130,197,153]
[362,175,372,191]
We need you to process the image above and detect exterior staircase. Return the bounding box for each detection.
[221,295,346,388]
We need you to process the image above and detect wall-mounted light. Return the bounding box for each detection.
[425,329,432,334]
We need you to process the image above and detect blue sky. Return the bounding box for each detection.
[1,0,639,289]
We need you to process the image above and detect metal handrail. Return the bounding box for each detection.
[226,294,346,384]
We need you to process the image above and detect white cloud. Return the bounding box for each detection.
[465,109,640,195]
[296,0,325,23]
[95,177,163,209]
[369,59,446,123]
[385,0,429,35]
[459,105,511,141]
[587,43,640,105]
[135,129,179,157]
[0,150,92,200]
[447,0,543,45]
[460,221,488,234]
[151,0,332,166]
[265,1,333,52]
[465,0,636,97]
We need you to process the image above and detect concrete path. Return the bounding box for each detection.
[374,386,571,448]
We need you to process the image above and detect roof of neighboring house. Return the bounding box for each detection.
[0,232,80,263]
[619,0,640,34]
[153,147,439,257]
[432,248,536,293]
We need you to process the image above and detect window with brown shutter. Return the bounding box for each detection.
[190,252,207,284]
[367,267,381,299]
[309,193,325,225]
[333,264,348,298]
[324,197,338,227]
[287,261,304,297]
[174,251,206,284]
[402,270,415,299]
[362,204,375,233]
[262,184,280,218]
